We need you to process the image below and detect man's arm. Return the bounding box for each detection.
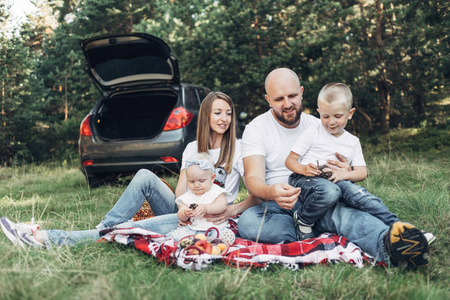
[244,155,300,210]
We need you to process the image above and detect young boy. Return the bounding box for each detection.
[285,83,435,245]
[167,152,233,241]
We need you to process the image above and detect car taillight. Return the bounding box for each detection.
[163,107,193,131]
[160,156,178,162]
[80,114,92,136]
[83,160,94,166]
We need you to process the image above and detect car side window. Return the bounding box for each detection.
[184,87,199,110]
[196,88,209,104]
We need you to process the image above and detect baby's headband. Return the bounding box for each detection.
[185,158,215,172]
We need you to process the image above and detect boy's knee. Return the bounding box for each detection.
[316,183,341,201]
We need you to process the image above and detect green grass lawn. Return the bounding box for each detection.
[0,149,449,300]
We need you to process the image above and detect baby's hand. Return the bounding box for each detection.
[192,204,207,218]
[183,206,195,218]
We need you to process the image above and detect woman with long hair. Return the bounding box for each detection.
[1,92,259,248]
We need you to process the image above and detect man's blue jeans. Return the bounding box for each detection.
[289,174,398,227]
[238,201,391,263]
[42,169,179,248]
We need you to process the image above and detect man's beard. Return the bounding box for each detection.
[273,106,302,126]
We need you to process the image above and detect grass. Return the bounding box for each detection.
[0,150,449,300]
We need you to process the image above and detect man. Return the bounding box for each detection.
[237,68,429,267]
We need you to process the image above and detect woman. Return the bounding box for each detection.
[1,92,259,249]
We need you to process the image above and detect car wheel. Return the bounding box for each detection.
[85,172,108,188]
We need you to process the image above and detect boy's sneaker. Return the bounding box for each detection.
[293,211,315,240]
[384,221,429,268]
[421,230,437,246]
[0,217,44,249]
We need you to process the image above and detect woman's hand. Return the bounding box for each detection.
[204,205,237,224]
[178,219,191,226]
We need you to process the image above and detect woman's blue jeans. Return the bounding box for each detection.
[42,169,179,248]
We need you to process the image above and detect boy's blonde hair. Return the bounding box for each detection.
[318,83,353,110]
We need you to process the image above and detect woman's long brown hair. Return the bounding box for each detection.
[196,92,236,174]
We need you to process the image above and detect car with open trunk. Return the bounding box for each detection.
[78,33,211,187]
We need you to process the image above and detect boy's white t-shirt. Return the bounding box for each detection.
[175,184,233,230]
[242,110,320,185]
[181,139,244,203]
[290,123,366,167]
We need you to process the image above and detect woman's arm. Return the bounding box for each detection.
[174,169,188,199]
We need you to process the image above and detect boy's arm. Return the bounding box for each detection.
[285,151,321,177]
[329,165,367,183]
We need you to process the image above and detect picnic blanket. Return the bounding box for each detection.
[98,227,378,271]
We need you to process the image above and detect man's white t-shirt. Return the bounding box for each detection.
[242,110,320,185]
[291,123,366,167]
[181,140,244,203]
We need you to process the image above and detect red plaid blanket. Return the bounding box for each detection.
[98,227,378,270]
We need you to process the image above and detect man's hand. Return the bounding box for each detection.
[326,152,352,183]
[327,152,351,172]
[328,168,348,183]
[269,183,301,210]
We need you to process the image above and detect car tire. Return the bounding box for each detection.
[85,172,107,188]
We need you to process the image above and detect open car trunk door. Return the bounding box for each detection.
[80,33,180,92]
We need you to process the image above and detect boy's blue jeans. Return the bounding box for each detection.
[288,174,398,226]
[336,180,398,226]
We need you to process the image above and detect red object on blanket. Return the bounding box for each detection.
[98,227,380,270]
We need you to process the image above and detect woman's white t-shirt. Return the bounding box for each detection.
[181,139,244,203]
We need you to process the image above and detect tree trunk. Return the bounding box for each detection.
[377,80,390,134]
[375,0,390,134]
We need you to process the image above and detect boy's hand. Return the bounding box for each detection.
[305,163,321,177]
